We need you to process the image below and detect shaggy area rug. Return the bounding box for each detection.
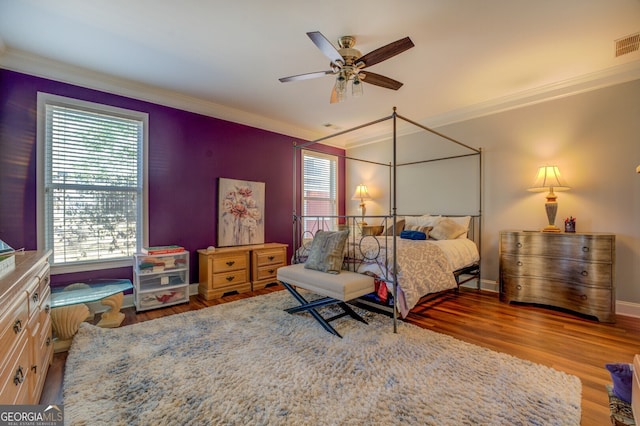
[63,290,581,425]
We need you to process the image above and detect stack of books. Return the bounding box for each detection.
[141,245,185,255]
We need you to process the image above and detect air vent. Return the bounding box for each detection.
[615,32,640,57]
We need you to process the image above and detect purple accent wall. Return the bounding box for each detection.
[0,69,345,286]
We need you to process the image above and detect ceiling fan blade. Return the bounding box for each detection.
[279,70,335,83]
[307,31,344,66]
[359,71,403,90]
[358,37,414,68]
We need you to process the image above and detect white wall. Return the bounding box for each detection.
[347,78,640,304]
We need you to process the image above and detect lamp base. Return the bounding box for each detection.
[542,225,561,233]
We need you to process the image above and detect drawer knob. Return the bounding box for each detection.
[268,256,275,261]
[226,261,235,267]
[46,337,52,346]
[32,292,39,303]
[516,261,523,267]
[582,246,590,253]
[13,366,25,385]
[516,285,522,290]
[45,304,51,314]
[581,270,588,276]
[226,276,234,282]
[13,319,22,334]
[31,364,37,374]
[43,276,50,285]
[580,294,588,300]
[268,269,275,274]
[516,242,522,248]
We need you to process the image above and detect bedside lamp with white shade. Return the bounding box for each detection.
[528,166,570,233]
[352,184,371,225]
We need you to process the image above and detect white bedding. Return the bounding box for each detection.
[297,235,479,318]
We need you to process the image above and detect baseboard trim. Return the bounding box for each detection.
[113,281,640,319]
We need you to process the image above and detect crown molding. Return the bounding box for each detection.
[2,47,639,150]
[345,60,640,149]
[0,48,322,143]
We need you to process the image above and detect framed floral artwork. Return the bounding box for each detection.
[218,178,265,247]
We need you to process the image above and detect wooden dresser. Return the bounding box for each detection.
[499,231,616,322]
[0,250,53,404]
[198,243,288,300]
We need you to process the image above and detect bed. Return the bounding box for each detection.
[292,214,480,318]
[290,108,482,331]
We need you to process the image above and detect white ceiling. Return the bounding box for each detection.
[1,0,640,147]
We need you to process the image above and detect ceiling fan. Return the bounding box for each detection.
[279,31,414,103]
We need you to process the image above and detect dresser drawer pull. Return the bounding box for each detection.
[13,319,22,334]
[31,365,37,374]
[42,275,50,285]
[516,242,522,249]
[226,276,235,282]
[581,270,588,276]
[582,246,590,253]
[516,285,522,290]
[516,261,523,266]
[268,269,275,274]
[46,337,52,346]
[226,261,235,267]
[32,292,39,303]
[45,304,51,314]
[580,294,588,300]
[13,366,25,385]
[268,255,275,261]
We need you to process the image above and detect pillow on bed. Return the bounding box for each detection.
[405,215,441,228]
[447,216,471,239]
[430,217,468,240]
[384,218,405,236]
[304,229,349,274]
[405,225,433,238]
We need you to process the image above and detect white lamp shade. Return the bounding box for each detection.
[351,184,371,200]
[528,166,570,192]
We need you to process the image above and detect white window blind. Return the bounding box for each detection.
[39,94,147,270]
[301,150,338,232]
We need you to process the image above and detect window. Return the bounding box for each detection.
[301,150,338,233]
[37,93,148,273]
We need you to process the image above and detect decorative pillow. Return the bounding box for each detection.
[384,218,405,236]
[606,363,633,403]
[447,216,471,239]
[400,230,427,240]
[304,230,349,274]
[405,225,433,238]
[430,217,468,240]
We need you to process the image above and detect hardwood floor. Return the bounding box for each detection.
[40,285,640,425]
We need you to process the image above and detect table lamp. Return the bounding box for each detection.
[528,166,570,232]
[351,184,371,225]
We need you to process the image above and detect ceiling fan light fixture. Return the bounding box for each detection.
[352,75,363,97]
[335,73,347,101]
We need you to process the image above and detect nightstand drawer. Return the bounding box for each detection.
[501,254,613,288]
[212,270,248,288]
[212,254,247,272]
[255,249,285,267]
[255,265,281,281]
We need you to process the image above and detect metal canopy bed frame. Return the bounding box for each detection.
[291,107,482,332]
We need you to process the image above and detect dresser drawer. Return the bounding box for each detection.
[255,249,286,267]
[255,265,281,282]
[0,334,30,404]
[501,232,613,262]
[501,254,613,288]
[212,253,247,273]
[0,293,29,372]
[212,270,248,288]
[500,276,614,322]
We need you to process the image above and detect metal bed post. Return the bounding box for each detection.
[392,107,398,334]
